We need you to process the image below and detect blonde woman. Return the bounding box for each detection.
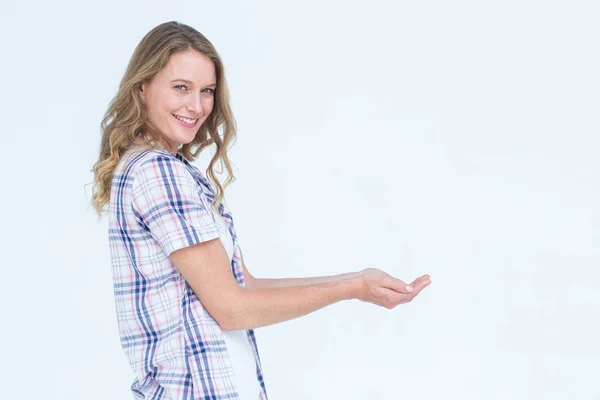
[91,21,431,400]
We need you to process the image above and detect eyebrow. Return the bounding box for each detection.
[170,79,217,87]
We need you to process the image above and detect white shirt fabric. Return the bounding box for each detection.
[213,211,262,400]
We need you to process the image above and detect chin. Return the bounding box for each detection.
[169,128,197,144]
[180,133,197,145]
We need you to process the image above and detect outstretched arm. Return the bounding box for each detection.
[171,240,431,331]
[131,156,431,332]
[240,247,362,289]
[239,248,429,291]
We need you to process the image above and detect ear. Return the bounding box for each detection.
[139,82,146,101]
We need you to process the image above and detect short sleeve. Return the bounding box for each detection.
[131,154,221,255]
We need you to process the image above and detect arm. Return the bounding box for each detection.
[131,155,430,332]
[171,238,357,331]
[252,273,361,289]
[239,247,358,289]
[171,238,431,332]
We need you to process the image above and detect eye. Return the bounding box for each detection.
[174,84,188,91]
[202,88,215,94]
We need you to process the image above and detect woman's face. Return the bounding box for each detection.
[140,49,217,154]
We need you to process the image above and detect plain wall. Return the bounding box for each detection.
[0,0,598,398]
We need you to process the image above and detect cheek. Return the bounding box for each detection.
[203,98,215,114]
[163,97,183,115]
[147,95,172,121]
[148,90,179,114]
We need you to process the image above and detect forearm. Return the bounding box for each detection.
[223,278,359,331]
[251,271,361,289]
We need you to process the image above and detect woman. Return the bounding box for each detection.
[91,21,431,400]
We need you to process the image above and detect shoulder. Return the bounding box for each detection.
[125,150,201,201]
[118,149,190,183]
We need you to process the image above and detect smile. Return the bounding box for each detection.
[173,114,199,126]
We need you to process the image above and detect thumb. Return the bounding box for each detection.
[384,278,413,294]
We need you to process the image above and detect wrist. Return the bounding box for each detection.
[345,271,365,300]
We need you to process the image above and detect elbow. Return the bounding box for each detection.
[209,293,249,332]
[215,313,251,332]
[215,313,239,331]
[243,275,258,289]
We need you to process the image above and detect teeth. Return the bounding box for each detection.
[174,115,198,124]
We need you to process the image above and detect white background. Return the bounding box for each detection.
[0,0,598,399]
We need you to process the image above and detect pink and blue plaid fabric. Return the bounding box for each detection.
[108,148,267,400]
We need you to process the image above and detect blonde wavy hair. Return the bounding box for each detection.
[91,21,236,217]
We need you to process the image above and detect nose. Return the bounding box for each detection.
[186,92,203,115]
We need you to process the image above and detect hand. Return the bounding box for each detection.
[353,268,431,309]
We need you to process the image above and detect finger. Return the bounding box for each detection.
[411,274,432,289]
[407,276,432,296]
[387,275,432,306]
[382,277,413,294]
[418,274,432,288]
[381,288,410,306]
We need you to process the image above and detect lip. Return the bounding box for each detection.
[173,114,199,128]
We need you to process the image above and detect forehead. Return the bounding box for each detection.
[158,49,216,84]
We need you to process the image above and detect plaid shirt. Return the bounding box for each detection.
[108,148,267,400]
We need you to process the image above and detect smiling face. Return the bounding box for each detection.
[140,49,217,154]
